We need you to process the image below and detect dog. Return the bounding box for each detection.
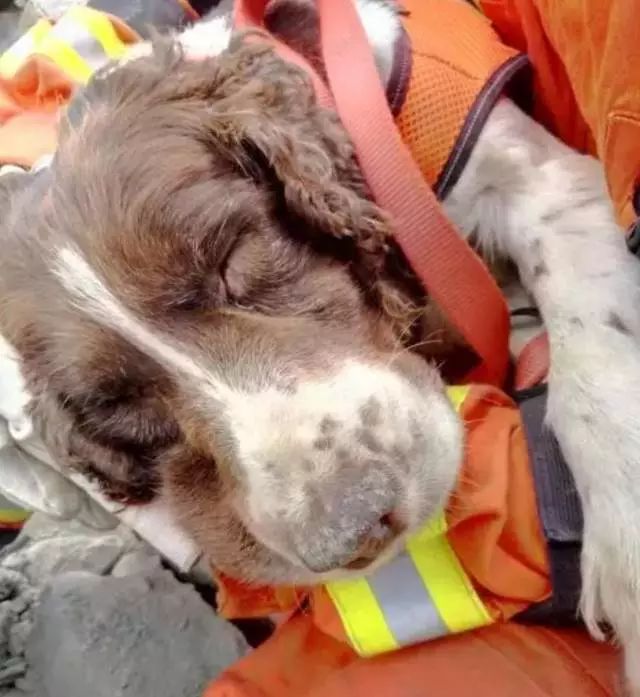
[2,0,640,689]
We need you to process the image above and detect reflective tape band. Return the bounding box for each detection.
[33,33,94,84]
[0,7,129,84]
[327,576,399,656]
[446,384,470,411]
[0,19,52,78]
[406,513,492,634]
[327,512,491,656]
[0,508,29,524]
[62,6,129,61]
[326,385,492,656]
[46,8,128,82]
[367,551,449,644]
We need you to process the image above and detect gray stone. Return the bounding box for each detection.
[26,569,248,697]
[0,567,36,690]
[0,514,152,692]
[111,550,162,578]
[1,515,139,583]
[4,535,126,581]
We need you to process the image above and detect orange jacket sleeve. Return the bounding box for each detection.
[479,0,640,227]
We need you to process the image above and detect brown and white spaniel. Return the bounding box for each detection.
[2,1,640,689]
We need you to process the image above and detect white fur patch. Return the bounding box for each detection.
[178,0,233,59]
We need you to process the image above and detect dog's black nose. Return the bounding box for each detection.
[342,512,406,571]
[299,509,405,574]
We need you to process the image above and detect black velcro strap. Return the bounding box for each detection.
[625,186,640,256]
[627,219,640,257]
[515,386,584,626]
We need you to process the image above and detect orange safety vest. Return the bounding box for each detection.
[0,1,196,169]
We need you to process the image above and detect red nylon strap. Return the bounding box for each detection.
[515,331,549,390]
[234,0,510,385]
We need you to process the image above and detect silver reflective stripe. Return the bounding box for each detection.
[51,17,110,73]
[368,551,449,645]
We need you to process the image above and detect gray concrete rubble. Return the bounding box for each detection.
[0,514,249,697]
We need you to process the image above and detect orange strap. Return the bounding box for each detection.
[234,0,510,385]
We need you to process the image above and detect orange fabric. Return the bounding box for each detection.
[0,56,72,167]
[216,574,307,620]
[478,0,640,228]
[446,385,550,617]
[206,617,618,697]
[396,0,518,188]
[0,6,182,170]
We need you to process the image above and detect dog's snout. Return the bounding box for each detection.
[293,488,404,574]
[342,512,406,571]
[231,361,463,579]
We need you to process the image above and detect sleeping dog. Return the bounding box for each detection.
[2,0,640,690]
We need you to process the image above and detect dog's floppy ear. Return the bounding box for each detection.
[207,38,393,265]
[22,327,183,505]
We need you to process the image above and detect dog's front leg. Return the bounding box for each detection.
[445,99,640,692]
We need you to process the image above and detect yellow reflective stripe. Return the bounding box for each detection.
[326,384,490,655]
[326,576,399,656]
[64,6,128,61]
[406,512,492,634]
[0,8,129,84]
[0,509,29,524]
[0,19,52,78]
[34,33,93,83]
[446,384,471,412]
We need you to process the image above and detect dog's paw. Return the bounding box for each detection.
[579,510,640,695]
[547,325,640,692]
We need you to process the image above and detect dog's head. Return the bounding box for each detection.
[0,39,464,584]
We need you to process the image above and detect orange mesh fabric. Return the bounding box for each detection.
[396,0,520,189]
